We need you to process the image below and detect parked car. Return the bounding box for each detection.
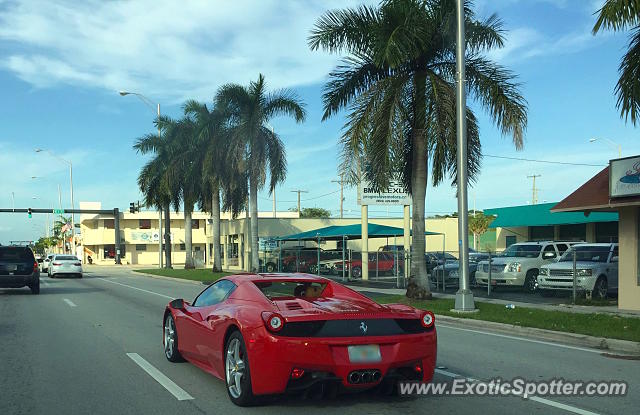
[425,251,457,273]
[334,252,398,278]
[162,274,437,406]
[281,248,321,272]
[537,243,618,299]
[0,245,40,294]
[475,241,570,292]
[430,261,480,287]
[48,254,83,278]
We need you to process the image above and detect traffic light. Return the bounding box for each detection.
[28,207,32,218]
[129,202,136,214]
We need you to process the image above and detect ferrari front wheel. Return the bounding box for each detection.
[163,314,183,362]
[225,331,255,406]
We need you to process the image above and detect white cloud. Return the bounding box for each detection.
[0,0,356,102]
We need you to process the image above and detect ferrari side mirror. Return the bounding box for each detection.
[170,299,185,310]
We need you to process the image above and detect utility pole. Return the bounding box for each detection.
[290,190,308,215]
[527,174,541,205]
[331,176,345,219]
[454,0,475,312]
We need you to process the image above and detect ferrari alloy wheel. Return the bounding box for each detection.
[225,331,255,406]
[163,314,183,362]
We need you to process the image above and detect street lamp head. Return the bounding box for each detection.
[34,148,43,153]
[119,90,130,96]
[589,138,598,143]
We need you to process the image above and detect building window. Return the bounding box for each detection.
[136,244,147,251]
[179,243,186,251]
[505,235,517,248]
[559,224,586,241]
[596,221,618,243]
[530,226,553,241]
[139,219,151,229]
[104,219,114,229]
[192,219,199,229]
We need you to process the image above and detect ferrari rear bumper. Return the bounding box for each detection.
[245,326,437,395]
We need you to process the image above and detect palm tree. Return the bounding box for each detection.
[216,74,306,272]
[593,0,640,124]
[184,100,237,272]
[134,115,185,268]
[309,0,527,298]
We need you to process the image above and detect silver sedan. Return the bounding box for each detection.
[48,255,83,278]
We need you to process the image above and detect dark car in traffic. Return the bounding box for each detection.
[0,245,40,294]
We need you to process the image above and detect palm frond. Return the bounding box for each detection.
[615,26,640,124]
[593,0,640,33]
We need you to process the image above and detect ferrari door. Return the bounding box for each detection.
[190,280,237,374]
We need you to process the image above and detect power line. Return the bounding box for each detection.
[483,154,605,167]
[302,189,340,201]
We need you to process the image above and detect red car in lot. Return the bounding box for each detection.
[163,273,436,406]
[334,252,399,278]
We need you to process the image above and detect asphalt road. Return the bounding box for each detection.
[1,266,638,415]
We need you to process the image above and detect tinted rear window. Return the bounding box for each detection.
[55,255,78,260]
[0,247,35,262]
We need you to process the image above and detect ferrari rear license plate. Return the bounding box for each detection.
[348,345,381,363]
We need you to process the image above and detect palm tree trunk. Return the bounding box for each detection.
[407,70,432,299]
[184,208,195,269]
[250,175,259,272]
[212,188,222,272]
[164,204,172,268]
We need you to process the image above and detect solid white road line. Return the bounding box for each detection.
[94,277,174,300]
[437,324,602,354]
[435,368,600,415]
[63,298,77,307]
[126,353,194,401]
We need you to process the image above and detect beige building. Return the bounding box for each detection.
[78,202,459,270]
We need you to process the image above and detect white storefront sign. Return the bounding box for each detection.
[610,156,640,197]
[130,231,160,243]
[358,178,412,205]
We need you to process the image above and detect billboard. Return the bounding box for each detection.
[610,156,640,198]
[129,231,160,243]
[358,179,412,205]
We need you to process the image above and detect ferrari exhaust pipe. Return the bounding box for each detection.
[361,371,372,383]
[372,370,382,382]
[348,371,361,384]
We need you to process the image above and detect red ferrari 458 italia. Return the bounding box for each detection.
[163,273,436,406]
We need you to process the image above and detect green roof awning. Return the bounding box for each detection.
[278,223,442,241]
[486,202,618,228]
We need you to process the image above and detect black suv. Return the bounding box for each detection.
[0,245,40,294]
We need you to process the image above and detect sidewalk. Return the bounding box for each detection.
[342,280,640,319]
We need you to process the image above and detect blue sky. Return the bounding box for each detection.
[1,0,639,243]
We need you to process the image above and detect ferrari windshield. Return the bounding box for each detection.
[255,281,327,299]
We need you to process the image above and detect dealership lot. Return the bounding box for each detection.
[1,267,637,415]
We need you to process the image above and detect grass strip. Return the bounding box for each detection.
[366,293,640,343]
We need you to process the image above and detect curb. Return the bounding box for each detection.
[130,270,206,286]
[435,314,640,355]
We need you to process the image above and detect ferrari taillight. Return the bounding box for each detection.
[421,311,435,328]
[262,312,285,333]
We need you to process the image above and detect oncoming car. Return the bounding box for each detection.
[163,273,437,406]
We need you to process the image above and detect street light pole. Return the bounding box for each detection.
[35,149,75,256]
[589,137,622,158]
[454,0,475,312]
[120,91,164,269]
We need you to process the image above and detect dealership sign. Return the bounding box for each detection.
[610,156,640,197]
[130,231,160,243]
[358,179,412,205]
